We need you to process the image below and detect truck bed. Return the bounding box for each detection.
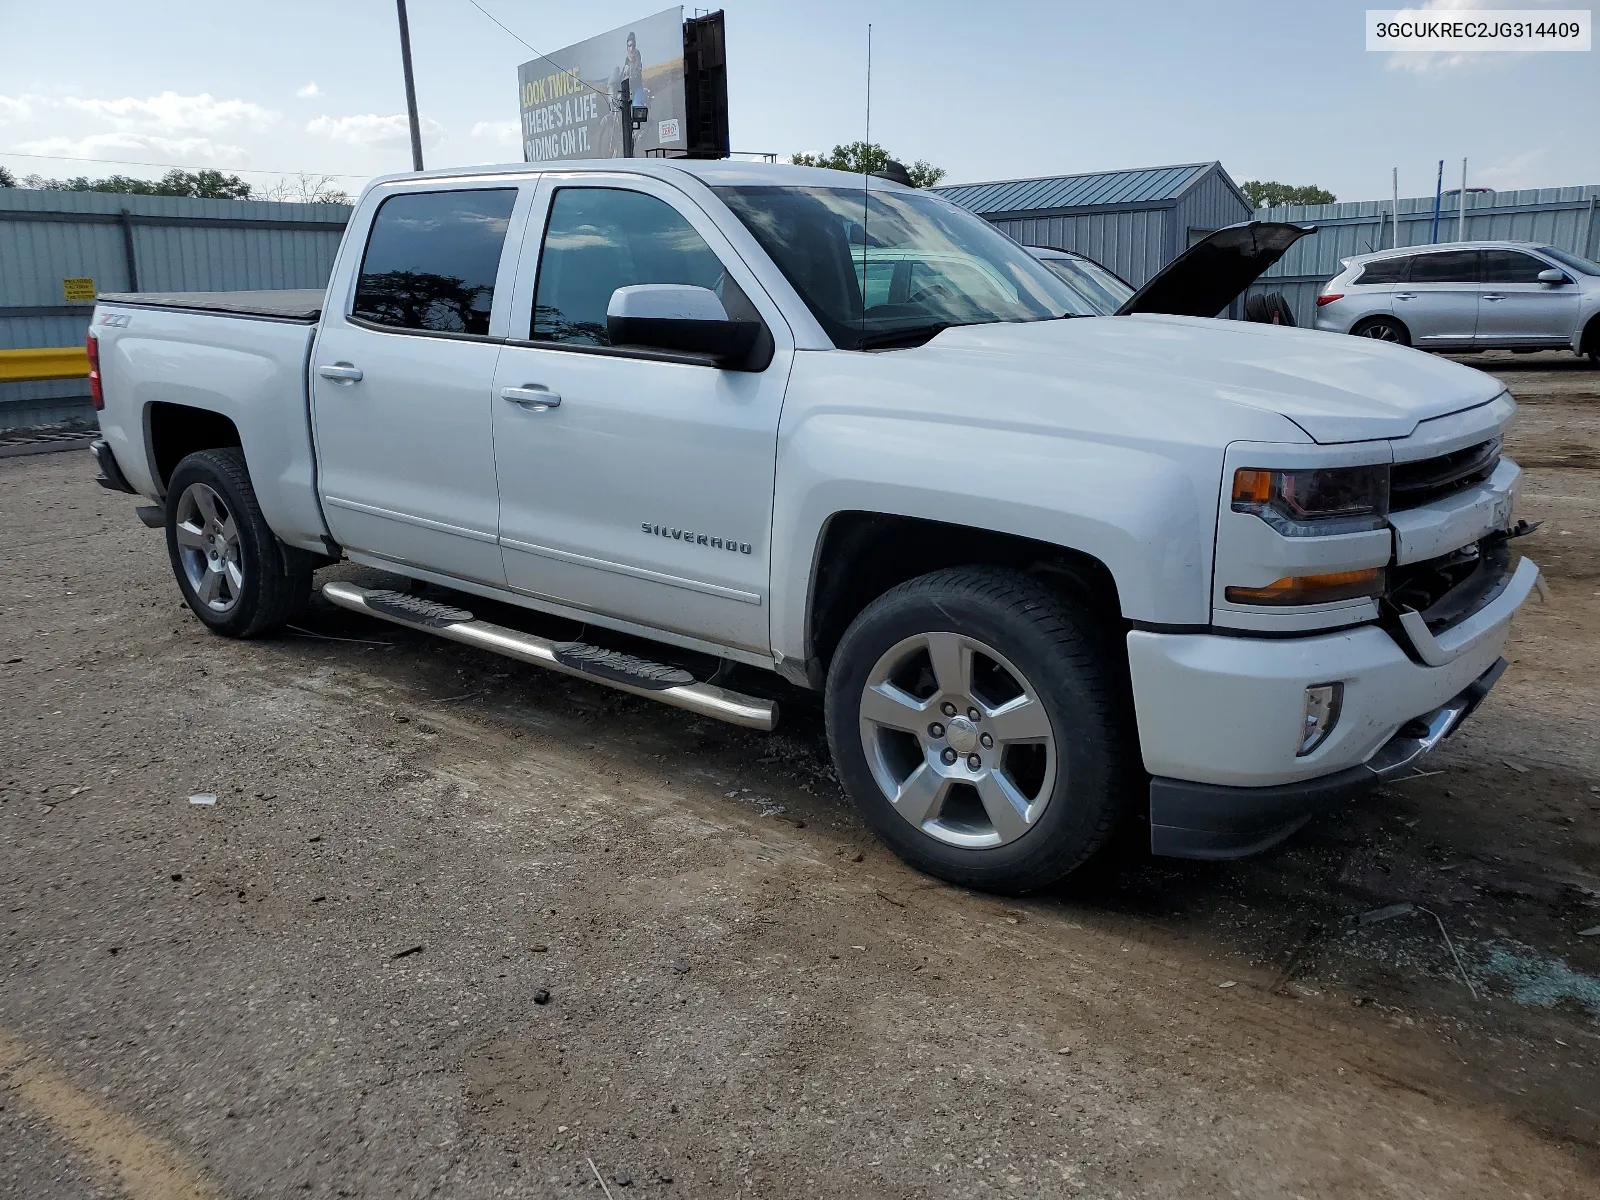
[97,289,324,322]
[91,293,332,554]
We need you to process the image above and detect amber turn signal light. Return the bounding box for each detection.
[1225,568,1385,606]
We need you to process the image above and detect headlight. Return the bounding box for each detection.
[1232,464,1390,536]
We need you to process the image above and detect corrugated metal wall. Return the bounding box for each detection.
[1,190,350,429]
[1171,171,1254,316]
[1244,185,1600,329]
[1173,171,1254,248]
[987,209,1172,287]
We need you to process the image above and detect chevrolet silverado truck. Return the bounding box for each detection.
[87,160,1540,892]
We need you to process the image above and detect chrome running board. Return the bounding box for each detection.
[320,581,777,731]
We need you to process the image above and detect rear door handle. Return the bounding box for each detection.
[1394,292,1415,300]
[501,384,561,411]
[1482,294,1504,301]
[317,363,363,382]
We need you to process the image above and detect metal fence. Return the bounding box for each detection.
[1243,185,1600,330]
[0,190,350,429]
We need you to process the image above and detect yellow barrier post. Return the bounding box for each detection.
[0,347,91,383]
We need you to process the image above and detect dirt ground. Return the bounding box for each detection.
[2,350,1598,1199]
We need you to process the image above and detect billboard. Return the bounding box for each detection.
[517,7,688,163]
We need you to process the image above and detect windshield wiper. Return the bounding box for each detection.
[853,323,951,351]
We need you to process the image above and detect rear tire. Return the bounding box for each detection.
[165,447,310,638]
[1351,316,1410,346]
[824,567,1133,894]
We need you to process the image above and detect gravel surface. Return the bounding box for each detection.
[2,351,1597,1198]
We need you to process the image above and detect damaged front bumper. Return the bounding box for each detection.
[1147,657,1507,859]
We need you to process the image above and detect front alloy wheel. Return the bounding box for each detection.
[824,567,1131,893]
[859,631,1056,849]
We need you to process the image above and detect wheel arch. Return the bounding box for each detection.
[1351,313,1411,344]
[145,401,242,494]
[798,511,1127,689]
[1579,310,1600,357]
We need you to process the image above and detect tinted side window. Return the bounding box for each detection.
[1407,250,1479,284]
[1357,256,1411,284]
[531,188,735,346]
[352,189,517,336]
[1481,250,1549,283]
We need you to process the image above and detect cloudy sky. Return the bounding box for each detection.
[0,0,1595,203]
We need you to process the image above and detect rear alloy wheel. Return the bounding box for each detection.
[825,568,1131,893]
[165,447,310,638]
[1353,316,1409,346]
[173,481,245,616]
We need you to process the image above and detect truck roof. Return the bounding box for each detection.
[363,157,916,194]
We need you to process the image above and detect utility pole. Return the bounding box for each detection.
[1429,159,1443,245]
[619,78,634,159]
[1458,157,1468,242]
[396,0,425,172]
[1391,167,1400,249]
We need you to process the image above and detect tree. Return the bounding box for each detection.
[255,173,352,205]
[17,167,253,199]
[791,141,946,188]
[0,164,16,188]
[1241,180,1336,209]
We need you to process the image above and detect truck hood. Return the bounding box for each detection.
[922,313,1507,443]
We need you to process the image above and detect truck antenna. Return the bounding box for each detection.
[860,23,872,343]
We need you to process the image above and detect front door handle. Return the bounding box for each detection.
[501,384,561,411]
[317,363,363,382]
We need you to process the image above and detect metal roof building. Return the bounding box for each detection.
[935,161,1253,289]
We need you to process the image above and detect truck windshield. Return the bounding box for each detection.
[715,184,1091,349]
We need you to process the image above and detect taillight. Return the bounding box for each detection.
[86,329,103,410]
[1315,294,1343,307]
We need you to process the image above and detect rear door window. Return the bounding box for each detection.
[1356,256,1411,284]
[1407,250,1480,284]
[351,189,518,336]
[1480,249,1550,283]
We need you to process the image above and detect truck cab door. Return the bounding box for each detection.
[311,183,531,586]
[490,173,793,655]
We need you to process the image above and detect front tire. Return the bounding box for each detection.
[824,568,1132,893]
[165,448,310,638]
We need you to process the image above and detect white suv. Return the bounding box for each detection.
[1315,241,1600,364]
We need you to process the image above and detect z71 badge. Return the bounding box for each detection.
[642,523,752,555]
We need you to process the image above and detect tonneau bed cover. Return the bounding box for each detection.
[98,289,324,322]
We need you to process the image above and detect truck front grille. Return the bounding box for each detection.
[1391,438,1500,511]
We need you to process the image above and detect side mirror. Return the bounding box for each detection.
[1536,268,1570,285]
[606,285,761,368]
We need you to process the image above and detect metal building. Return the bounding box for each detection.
[1,189,350,429]
[934,161,1253,288]
[1244,184,1600,329]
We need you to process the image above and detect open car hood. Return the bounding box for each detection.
[1115,222,1313,318]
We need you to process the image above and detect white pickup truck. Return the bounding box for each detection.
[88,160,1539,892]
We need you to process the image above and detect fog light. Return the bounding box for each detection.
[1298,683,1343,756]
